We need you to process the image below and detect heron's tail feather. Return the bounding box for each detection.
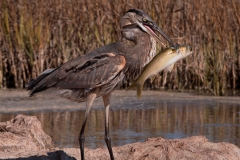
[26,68,56,96]
[127,82,143,99]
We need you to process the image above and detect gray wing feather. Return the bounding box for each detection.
[56,54,126,89]
[27,52,126,96]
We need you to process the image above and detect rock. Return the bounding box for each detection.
[1,115,240,160]
[0,114,56,159]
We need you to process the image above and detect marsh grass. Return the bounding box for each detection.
[0,0,239,95]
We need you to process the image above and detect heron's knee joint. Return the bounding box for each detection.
[79,135,85,142]
[105,136,111,142]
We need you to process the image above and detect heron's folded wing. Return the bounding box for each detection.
[28,52,126,96]
[54,54,126,89]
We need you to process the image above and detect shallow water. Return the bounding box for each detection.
[0,90,240,149]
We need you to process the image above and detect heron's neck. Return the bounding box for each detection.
[142,37,156,66]
[121,34,156,82]
[133,35,156,67]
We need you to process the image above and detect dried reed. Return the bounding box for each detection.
[0,0,239,95]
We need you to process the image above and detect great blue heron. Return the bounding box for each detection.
[26,9,175,160]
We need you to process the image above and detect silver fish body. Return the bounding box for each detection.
[127,44,193,98]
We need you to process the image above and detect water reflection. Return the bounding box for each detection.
[1,101,239,149]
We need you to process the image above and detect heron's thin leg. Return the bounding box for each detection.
[79,92,96,160]
[102,93,114,160]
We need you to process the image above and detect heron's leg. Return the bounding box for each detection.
[102,93,114,160]
[79,92,96,160]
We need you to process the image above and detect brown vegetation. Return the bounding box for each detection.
[0,0,240,95]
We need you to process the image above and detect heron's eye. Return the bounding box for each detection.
[142,18,147,22]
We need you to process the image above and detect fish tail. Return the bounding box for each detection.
[127,82,144,99]
[136,83,143,99]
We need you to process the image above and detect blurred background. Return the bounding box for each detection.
[0,0,239,96]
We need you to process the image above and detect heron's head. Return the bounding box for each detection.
[120,9,175,47]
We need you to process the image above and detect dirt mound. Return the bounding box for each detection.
[85,136,240,160]
[1,115,240,160]
[0,114,55,159]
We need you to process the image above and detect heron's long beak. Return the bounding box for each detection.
[137,21,176,48]
[144,25,168,47]
[152,23,176,47]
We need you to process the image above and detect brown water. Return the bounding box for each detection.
[0,90,240,149]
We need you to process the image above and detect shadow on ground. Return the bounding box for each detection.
[5,150,76,160]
